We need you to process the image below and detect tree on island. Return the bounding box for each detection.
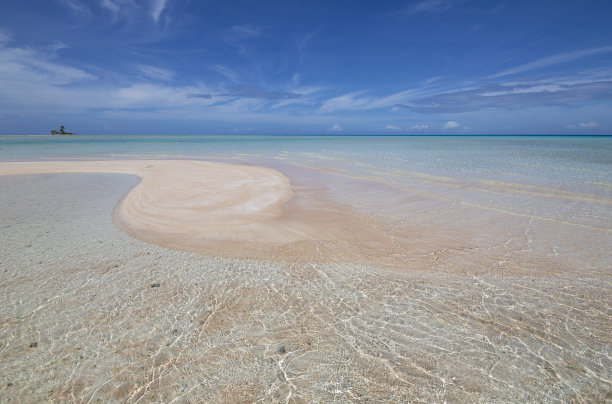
[50,125,74,135]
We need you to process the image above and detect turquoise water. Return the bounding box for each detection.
[3,135,610,231]
[2,134,611,233]
[1,135,610,191]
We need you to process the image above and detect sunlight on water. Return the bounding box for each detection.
[0,135,610,402]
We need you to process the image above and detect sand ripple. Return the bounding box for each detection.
[1,166,610,402]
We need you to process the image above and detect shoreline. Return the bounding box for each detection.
[2,158,609,272]
[1,162,610,402]
[0,160,293,241]
[0,160,392,264]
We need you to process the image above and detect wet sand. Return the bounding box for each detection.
[0,160,437,267]
[0,160,296,242]
[0,160,610,402]
[0,160,394,257]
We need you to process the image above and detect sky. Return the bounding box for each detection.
[0,0,611,135]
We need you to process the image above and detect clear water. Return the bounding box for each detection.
[1,135,611,401]
[1,134,610,188]
[1,134,610,266]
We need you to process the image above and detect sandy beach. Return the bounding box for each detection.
[0,159,610,402]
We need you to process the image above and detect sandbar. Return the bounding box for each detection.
[1,159,402,263]
[0,160,303,244]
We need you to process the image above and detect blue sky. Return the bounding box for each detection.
[1,0,611,134]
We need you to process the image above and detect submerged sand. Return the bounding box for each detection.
[1,159,609,271]
[0,160,610,402]
[0,160,404,264]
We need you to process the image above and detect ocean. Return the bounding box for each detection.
[1,135,610,193]
[0,134,610,402]
[2,134,610,265]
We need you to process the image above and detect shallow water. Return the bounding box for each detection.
[0,135,610,402]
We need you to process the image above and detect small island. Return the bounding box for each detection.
[51,125,74,135]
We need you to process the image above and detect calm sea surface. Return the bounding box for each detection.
[1,134,610,189]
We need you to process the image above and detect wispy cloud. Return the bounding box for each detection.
[398,0,454,15]
[223,25,261,42]
[150,0,166,23]
[136,64,174,81]
[222,85,302,100]
[100,0,121,16]
[479,84,564,97]
[386,124,401,130]
[270,85,323,109]
[319,92,371,113]
[0,42,96,85]
[410,124,428,130]
[319,86,435,113]
[297,29,319,65]
[209,65,240,82]
[60,0,90,14]
[96,0,168,23]
[0,40,312,123]
[401,74,612,113]
[490,46,612,78]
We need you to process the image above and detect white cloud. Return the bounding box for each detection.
[444,121,459,129]
[0,44,96,85]
[61,0,90,13]
[386,125,401,131]
[150,0,166,23]
[0,41,221,114]
[410,124,428,130]
[479,84,564,97]
[490,46,612,78]
[0,43,390,130]
[319,88,427,113]
[100,0,121,15]
[136,64,174,81]
[319,92,371,113]
[567,122,601,130]
[98,0,167,22]
[209,65,240,82]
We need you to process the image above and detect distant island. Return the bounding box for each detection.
[51,125,74,135]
